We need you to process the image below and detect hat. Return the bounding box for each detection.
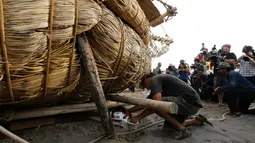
[222,44,231,49]
[216,62,231,69]
[243,45,253,53]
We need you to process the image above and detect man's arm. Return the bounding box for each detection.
[237,55,244,63]
[224,59,236,64]
[218,74,237,92]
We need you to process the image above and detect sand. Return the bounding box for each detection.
[1,90,255,143]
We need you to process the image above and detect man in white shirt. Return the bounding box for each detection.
[238,46,255,85]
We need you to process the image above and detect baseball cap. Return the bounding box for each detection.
[216,62,231,69]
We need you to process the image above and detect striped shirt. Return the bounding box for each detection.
[239,60,255,77]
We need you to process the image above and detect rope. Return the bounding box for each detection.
[88,120,164,143]
[0,0,14,102]
[160,24,169,38]
[67,0,79,85]
[43,0,55,101]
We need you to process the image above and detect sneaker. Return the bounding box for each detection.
[230,112,241,117]
[195,114,213,126]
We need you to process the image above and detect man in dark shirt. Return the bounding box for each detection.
[216,44,237,105]
[214,62,255,115]
[126,74,211,140]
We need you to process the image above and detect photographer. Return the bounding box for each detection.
[218,44,237,69]
[238,45,255,85]
[178,60,190,83]
[190,65,206,94]
[166,64,178,76]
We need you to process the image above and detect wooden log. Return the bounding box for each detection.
[150,11,169,27]
[107,95,179,114]
[8,101,126,121]
[76,34,116,137]
[0,125,29,143]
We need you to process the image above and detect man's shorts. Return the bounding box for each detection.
[214,75,225,88]
[161,96,199,123]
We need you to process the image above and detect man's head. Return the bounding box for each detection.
[194,58,200,65]
[242,45,253,54]
[216,62,231,76]
[158,62,162,67]
[180,59,185,64]
[222,44,231,53]
[236,63,240,69]
[197,65,204,74]
[141,73,155,89]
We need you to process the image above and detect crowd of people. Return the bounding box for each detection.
[125,43,255,140]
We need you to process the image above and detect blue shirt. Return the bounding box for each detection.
[219,71,255,92]
[178,70,188,80]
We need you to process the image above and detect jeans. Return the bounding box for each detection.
[224,89,255,114]
[245,75,255,85]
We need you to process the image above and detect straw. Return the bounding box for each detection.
[104,0,151,45]
[77,7,151,100]
[0,0,104,103]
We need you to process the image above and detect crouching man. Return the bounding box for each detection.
[214,62,255,116]
[125,73,212,140]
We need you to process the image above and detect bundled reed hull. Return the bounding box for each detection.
[0,0,151,106]
[104,0,151,45]
[0,0,102,104]
[76,7,151,101]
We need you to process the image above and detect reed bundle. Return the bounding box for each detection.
[104,0,151,45]
[76,7,151,100]
[0,0,102,104]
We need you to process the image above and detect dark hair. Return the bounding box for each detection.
[194,59,200,62]
[141,73,155,86]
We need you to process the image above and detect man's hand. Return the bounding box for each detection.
[218,56,223,60]
[123,107,132,117]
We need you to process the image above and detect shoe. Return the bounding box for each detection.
[172,128,192,140]
[230,112,241,117]
[195,114,213,126]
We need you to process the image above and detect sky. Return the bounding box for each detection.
[151,0,255,70]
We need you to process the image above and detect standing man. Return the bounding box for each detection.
[156,62,162,74]
[214,62,255,115]
[126,74,212,140]
[217,44,237,105]
[238,45,255,85]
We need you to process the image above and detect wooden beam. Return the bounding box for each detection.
[8,101,126,121]
[108,95,179,114]
[150,12,169,27]
[9,117,56,131]
[76,34,116,138]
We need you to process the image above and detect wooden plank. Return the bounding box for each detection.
[9,117,56,131]
[76,34,116,137]
[150,11,169,27]
[137,0,162,22]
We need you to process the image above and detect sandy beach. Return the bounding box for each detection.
[1,90,255,143]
